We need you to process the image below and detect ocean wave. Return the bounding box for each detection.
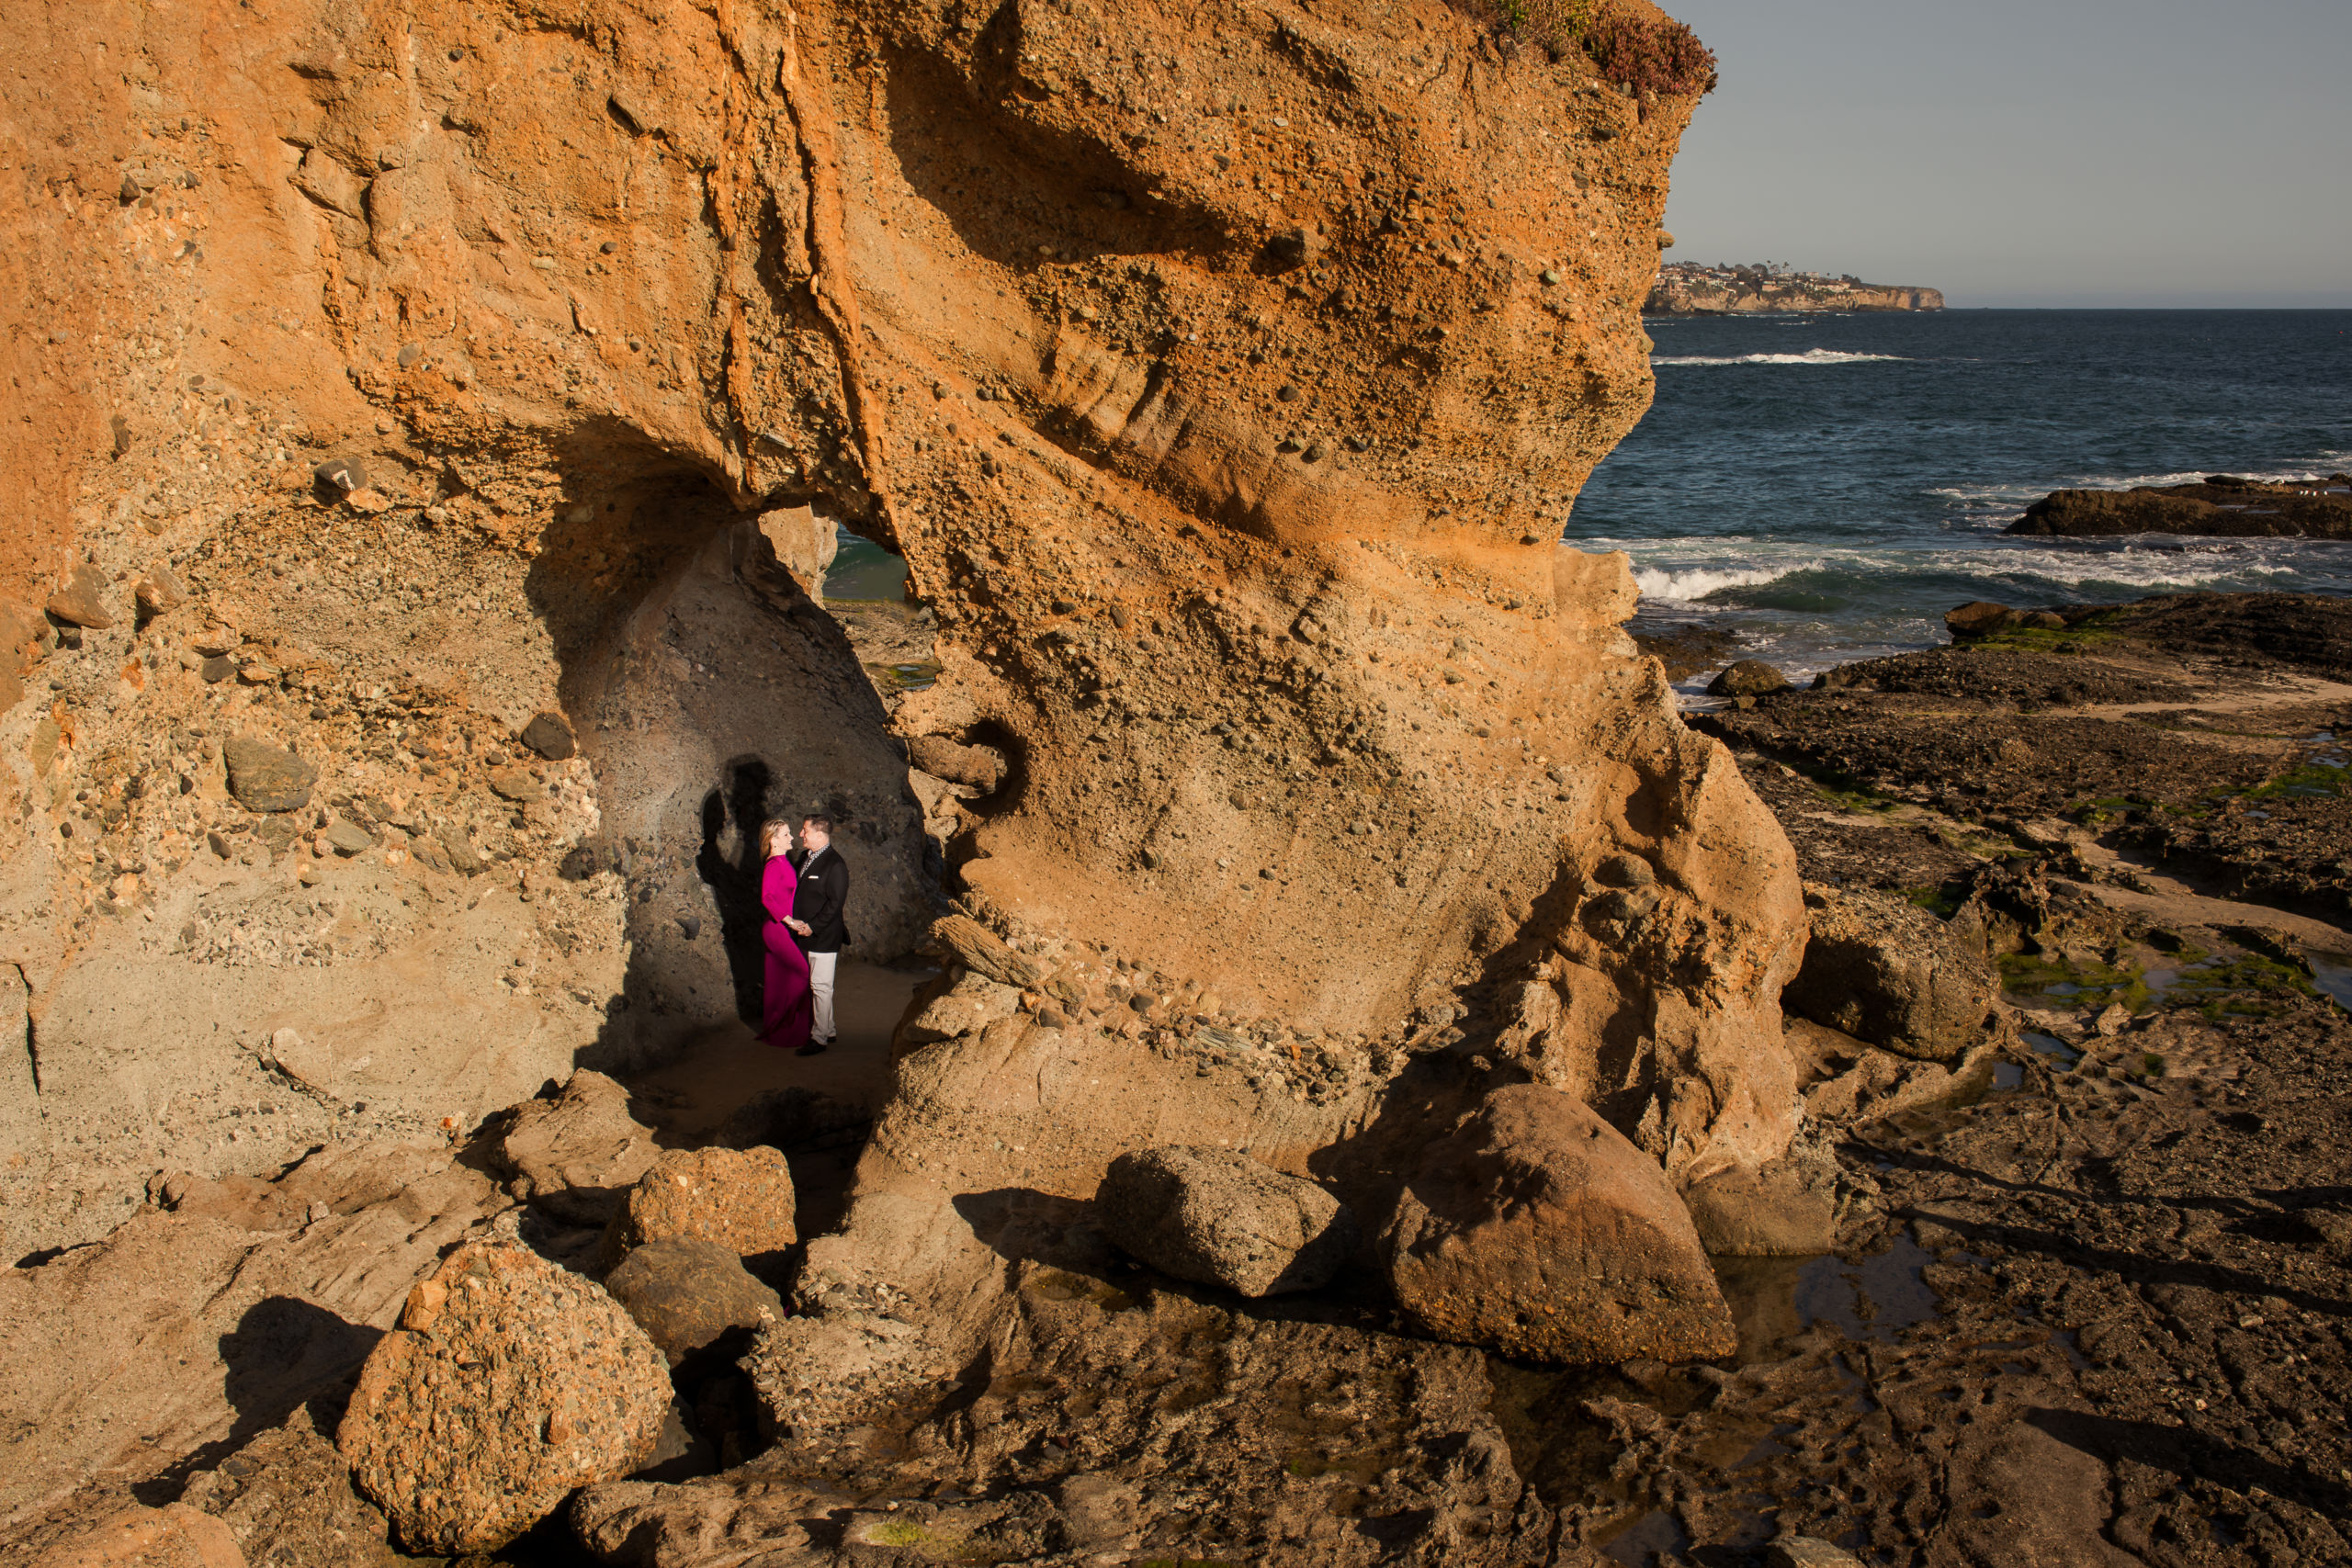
[1651,349,1911,367]
[1962,545,2304,591]
[1634,559,1824,602]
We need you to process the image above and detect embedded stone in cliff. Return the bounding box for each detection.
[602,1145,797,1269]
[45,564,115,630]
[1095,1146,1358,1297]
[494,1070,662,1225]
[1781,883,1996,1062]
[896,972,1022,1050]
[337,1240,671,1555]
[906,734,1007,792]
[602,1236,786,1368]
[487,764,545,802]
[221,737,316,814]
[924,914,1040,990]
[1384,1085,1736,1364]
[133,566,187,623]
[1707,659,1792,698]
[520,711,577,761]
[310,455,367,494]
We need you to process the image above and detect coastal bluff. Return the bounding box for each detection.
[1647,261,1943,314]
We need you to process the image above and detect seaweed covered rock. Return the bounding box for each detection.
[1384,1085,1736,1363]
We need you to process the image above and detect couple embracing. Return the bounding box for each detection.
[757,814,849,1056]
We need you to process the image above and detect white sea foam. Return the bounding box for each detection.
[1650,349,1910,367]
[1970,544,2304,591]
[1634,559,1824,602]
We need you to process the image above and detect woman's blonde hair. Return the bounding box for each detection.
[759,818,797,856]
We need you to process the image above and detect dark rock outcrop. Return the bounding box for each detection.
[1708,658,1792,697]
[2009,477,2352,539]
[603,1237,786,1367]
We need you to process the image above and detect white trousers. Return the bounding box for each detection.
[808,951,838,1043]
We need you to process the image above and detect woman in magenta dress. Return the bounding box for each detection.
[758,819,815,1051]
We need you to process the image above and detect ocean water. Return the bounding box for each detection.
[1566,310,2352,696]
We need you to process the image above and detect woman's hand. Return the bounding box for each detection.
[787,918,812,936]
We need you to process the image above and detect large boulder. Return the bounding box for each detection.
[1384,1085,1736,1364]
[337,1240,672,1554]
[603,1237,787,1367]
[1093,1146,1358,1297]
[601,1146,797,1269]
[494,1070,662,1225]
[1782,883,1998,1062]
[1943,601,2018,639]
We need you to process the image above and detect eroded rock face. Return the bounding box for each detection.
[1384,1084,1736,1364]
[494,1070,662,1226]
[337,1240,672,1554]
[0,1140,504,1532]
[2,0,1800,1459]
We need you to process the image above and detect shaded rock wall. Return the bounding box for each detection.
[0,0,1800,1276]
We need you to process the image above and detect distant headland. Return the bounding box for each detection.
[1647,261,1945,315]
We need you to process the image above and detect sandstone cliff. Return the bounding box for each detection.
[0,0,1802,1419]
[1647,261,1943,314]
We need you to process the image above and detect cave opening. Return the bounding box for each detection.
[520,471,939,1101]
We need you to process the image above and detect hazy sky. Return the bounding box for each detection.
[1657,0,2352,307]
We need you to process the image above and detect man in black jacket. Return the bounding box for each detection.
[783,815,849,1055]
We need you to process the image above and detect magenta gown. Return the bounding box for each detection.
[759,856,814,1051]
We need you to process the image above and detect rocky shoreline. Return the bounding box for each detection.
[1645,262,1945,315]
[5,0,2348,1562]
[9,590,2348,1567]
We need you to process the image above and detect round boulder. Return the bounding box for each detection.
[337,1241,671,1555]
[1094,1146,1358,1297]
[1384,1085,1736,1364]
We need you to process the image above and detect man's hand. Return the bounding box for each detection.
[787,918,812,936]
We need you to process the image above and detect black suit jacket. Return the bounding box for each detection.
[786,846,849,953]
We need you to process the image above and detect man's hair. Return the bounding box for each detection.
[801,814,834,834]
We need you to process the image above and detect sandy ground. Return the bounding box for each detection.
[622,958,934,1145]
